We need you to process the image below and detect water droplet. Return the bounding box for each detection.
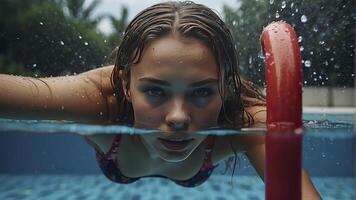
[265,52,271,58]
[304,60,311,67]
[319,41,325,45]
[34,74,38,77]
[60,41,64,45]
[294,128,303,134]
[326,47,330,51]
[301,15,307,23]
[281,1,286,9]
[334,64,340,69]
[275,12,280,19]
[321,152,326,158]
[330,57,334,61]
[258,50,265,59]
[232,20,237,26]
[61,106,65,110]
[84,42,88,46]
[104,40,107,43]
[300,46,304,51]
[32,64,37,68]
[78,35,82,39]
[310,51,314,55]
[269,0,274,5]
[290,2,294,8]
[324,61,329,66]
[249,57,252,64]
[99,112,103,116]
[298,36,303,43]
[313,26,318,32]
[39,22,44,25]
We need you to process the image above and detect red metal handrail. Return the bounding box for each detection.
[261,21,303,200]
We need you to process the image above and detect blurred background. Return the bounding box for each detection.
[0,0,354,106]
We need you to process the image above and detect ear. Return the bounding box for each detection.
[119,70,131,102]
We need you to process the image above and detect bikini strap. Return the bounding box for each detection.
[102,134,122,159]
[204,135,216,163]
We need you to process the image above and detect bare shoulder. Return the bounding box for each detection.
[79,65,119,123]
[244,105,267,126]
[79,65,115,95]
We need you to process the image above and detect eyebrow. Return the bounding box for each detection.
[138,77,218,87]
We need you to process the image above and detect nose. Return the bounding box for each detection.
[165,97,191,131]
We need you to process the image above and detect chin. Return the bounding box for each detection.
[158,150,192,163]
[156,139,201,163]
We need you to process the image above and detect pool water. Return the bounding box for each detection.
[0,113,354,200]
[0,174,354,200]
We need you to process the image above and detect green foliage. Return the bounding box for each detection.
[1,0,353,88]
[64,0,104,27]
[223,0,269,86]
[107,7,129,50]
[0,0,110,77]
[223,0,355,87]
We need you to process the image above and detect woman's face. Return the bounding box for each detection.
[124,35,222,162]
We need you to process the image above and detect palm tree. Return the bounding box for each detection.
[107,6,129,49]
[64,0,103,27]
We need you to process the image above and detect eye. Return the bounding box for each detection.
[144,87,165,97]
[191,88,212,98]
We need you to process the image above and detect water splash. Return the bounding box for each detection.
[304,60,312,67]
[301,15,308,23]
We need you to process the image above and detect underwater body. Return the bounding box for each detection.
[0,112,354,200]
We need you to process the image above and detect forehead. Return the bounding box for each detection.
[131,35,219,80]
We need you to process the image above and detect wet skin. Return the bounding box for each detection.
[121,35,223,163]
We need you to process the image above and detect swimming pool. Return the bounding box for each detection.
[0,111,354,200]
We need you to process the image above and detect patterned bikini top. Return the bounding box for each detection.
[95,134,218,187]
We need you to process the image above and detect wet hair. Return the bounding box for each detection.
[110,1,266,182]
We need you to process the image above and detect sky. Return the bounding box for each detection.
[86,0,238,34]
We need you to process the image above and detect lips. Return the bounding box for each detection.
[159,137,193,141]
[158,137,193,151]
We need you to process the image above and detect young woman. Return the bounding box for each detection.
[0,1,320,198]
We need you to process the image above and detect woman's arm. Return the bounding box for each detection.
[243,106,321,199]
[0,65,118,123]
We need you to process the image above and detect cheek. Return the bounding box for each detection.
[193,97,222,127]
[130,93,163,127]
